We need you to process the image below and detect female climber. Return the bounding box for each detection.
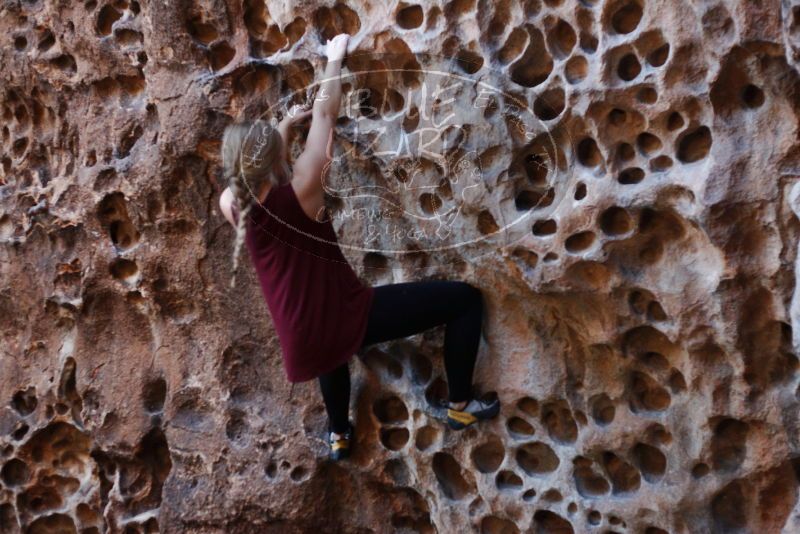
[217,33,500,461]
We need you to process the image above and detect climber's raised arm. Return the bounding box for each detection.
[292,33,350,212]
[276,105,312,164]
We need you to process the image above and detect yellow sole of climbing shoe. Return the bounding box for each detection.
[330,441,350,460]
[328,421,354,460]
[447,408,478,430]
[447,399,501,430]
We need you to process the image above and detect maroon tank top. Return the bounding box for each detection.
[231,182,375,383]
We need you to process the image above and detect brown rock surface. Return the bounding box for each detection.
[3,0,800,532]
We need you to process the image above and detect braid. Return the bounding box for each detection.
[221,118,285,290]
[229,170,253,289]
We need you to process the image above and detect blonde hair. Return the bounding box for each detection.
[221,119,290,288]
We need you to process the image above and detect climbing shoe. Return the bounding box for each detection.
[328,420,353,461]
[447,392,501,430]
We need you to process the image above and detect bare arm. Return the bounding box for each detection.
[292,33,350,218]
[276,105,312,163]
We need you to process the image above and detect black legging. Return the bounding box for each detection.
[318,280,484,433]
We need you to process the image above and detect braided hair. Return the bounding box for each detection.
[221,119,288,289]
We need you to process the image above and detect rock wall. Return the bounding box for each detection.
[3,0,800,532]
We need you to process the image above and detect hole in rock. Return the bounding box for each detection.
[12,387,37,415]
[541,400,578,443]
[516,189,554,211]
[638,351,669,370]
[143,377,166,413]
[647,43,670,67]
[510,26,553,87]
[110,258,138,282]
[415,425,438,450]
[610,0,643,34]
[711,418,748,472]
[692,462,709,478]
[477,210,499,235]
[532,510,575,534]
[364,252,389,273]
[496,470,523,491]
[313,3,361,41]
[590,393,615,425]
[602,451,641,494]
[396,4,423,29]
[618,54,641,81]
[97,5,121,36]
[647,301,667,321]
[517,396,539,416]
[290,465,307,481]
[638,87,657,103]
[711,480,748,532]
[13,423,29,440]
[637,132,662,155]
[209,41,235,71]
[629,371,671,412]
[667,112,684,130]
[573,457,610,497]
[419,192,443,214]
[507,417,535,437]
[380,427,410,450]
[516,442,560,475]
[533,88,565,121]
[577,138,602,167]
[472,436,505,473]
[512,248,539,270]
[26,514,77,533]
[444,0,476,20]
[599,206,632,236]
[579,31,598,53]
[632,442,666,481]
[616,142,635,162]
[668,369,686,392]
[373,396,409,423]
[1,458,30,486]
[409,352,432,385]
[565,56,588,83]
[432,451,473,500]
[741,84,764,108]
[532,219,557,236]
[618,167,644,185]
[547,19,576,59]
[542,488,563,501]
[497,27,528,65]
[364,348,403,378]
[564,231,595,253]
[565,261,611,290]
[574,182,587,200]
[383,458,411,486]
[424,376,448,407]
[676,126,712,163]
[481,515,521,534]
[649,155,672,172]
[456,49,484,74]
